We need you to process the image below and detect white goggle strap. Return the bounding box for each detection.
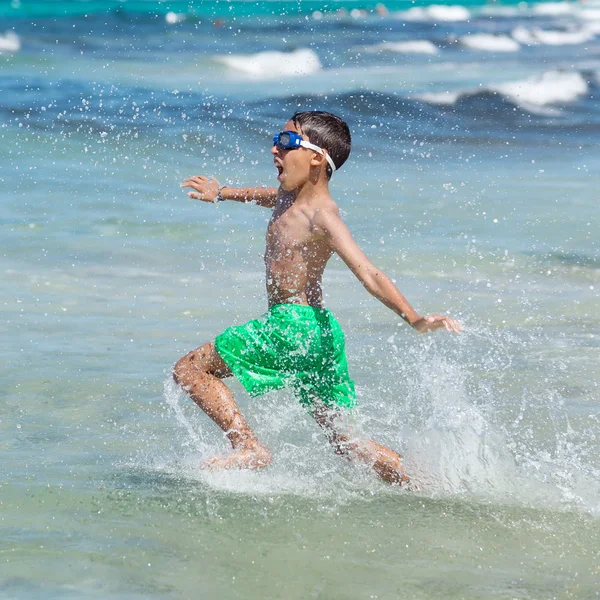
[300,140,337,173]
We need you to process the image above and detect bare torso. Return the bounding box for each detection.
[264,192,334,308]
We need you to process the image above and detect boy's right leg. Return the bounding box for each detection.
[173,342,271,470]
[312,404,410,486]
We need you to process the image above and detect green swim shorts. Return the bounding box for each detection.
[214,304,356,409]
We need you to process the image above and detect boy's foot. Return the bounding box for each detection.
[202,443,272,472]
[374,455,411,487]
[355,440,411,486]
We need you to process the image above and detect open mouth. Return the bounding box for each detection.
[275,162,284,177]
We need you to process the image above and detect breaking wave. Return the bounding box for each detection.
[459,33,521,52]
[0,31,20,53]
[395,4,471,22]
[419,70,591,113]
[215,48,322,78]
[512,25,595,46]
[363,40,440,55]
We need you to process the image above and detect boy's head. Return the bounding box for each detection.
[291,111,351,178]
[272,111,351,191]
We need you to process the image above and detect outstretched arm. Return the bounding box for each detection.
[181,175,278,208]
[315,209,461,334]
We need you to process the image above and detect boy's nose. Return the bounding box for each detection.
[270,145,278,156]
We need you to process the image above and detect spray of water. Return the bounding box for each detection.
[148,321,600,516]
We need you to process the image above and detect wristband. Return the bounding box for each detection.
[215,185,227,203]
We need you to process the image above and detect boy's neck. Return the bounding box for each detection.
[278,177,331,206]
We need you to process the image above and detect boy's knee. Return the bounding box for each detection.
[173,352,201,387]
[172,343,214,387]
[172,355,191,387]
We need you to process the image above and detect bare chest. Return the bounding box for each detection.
[265,209,314,260]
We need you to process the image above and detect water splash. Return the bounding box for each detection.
[158,378,378,500]
[155,322,599,518]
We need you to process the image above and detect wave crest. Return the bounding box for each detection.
[0,31,20,53]
[459,34,521,52]
[216,48,322,78]
[420,70,590,113]
[512,25,595,46]
[396,4,471,22]
[364,40,439,55]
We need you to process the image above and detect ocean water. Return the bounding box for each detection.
[1,0,599,597]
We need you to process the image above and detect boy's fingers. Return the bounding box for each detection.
[448,318,462,333]
[426,315,462,334]
[420,314,463,334]
[181,175,211,187]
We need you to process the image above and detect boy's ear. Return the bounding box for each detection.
[310,151,326,170]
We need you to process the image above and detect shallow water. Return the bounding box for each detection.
[1,0,599,597]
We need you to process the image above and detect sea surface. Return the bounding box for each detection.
[1,0,599,598]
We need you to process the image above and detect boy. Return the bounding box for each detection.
[174,111,461,485]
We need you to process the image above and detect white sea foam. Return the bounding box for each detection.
[512,25,541,45]
[397,4,471,22]
[533,28,595,45]
[459,33,521,52]
[513,25,595,46]
[494,70,588,107]
[0,31,20,53]
[579,8,600,21]
[584,18,600,34]
[532,1,574,16]
[165,11,186,24]
[418,90,461,105]
[364,40,440,55]
[419,70,588,111]
[216,48,322,78]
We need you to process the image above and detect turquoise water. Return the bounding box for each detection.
[2,0,600,597]
[1,0,528,19]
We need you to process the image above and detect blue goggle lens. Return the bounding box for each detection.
[273,131,298,149]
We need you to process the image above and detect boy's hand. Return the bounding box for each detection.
[412,314,462,334]
[180,175,221,202]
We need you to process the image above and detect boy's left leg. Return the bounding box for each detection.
[312,404,410,486]
[173,342,272,470]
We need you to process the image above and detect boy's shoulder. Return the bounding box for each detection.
[310,195,345,233]
[312,190,339,212]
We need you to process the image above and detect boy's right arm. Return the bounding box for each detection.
[181,175,278,208]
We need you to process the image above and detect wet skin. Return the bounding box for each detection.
[264,188,331,307]
[174,119,461,483]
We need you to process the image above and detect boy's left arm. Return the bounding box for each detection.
[315,209,461,334]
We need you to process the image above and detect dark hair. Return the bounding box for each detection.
[291,111,351,178]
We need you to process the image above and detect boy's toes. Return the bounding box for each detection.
[201,446,272,471]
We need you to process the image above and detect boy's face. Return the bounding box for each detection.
[271,119,320,191]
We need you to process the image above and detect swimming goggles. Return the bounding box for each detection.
[273,131,336,173]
